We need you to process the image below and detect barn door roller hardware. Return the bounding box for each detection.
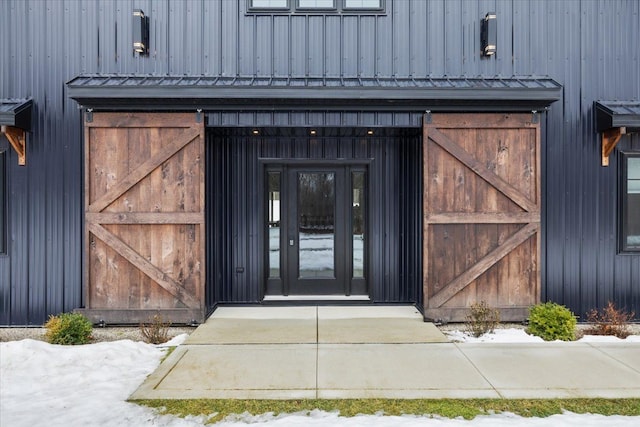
[594,101,640,167]
[531,110,539,124]
[0,99,32,166]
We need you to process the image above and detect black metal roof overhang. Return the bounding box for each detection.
[595,100,640,133]
[0,99,33,131]
[67,75,561,113]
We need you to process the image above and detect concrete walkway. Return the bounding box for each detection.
[131,306,640,400]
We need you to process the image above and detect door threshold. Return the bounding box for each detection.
[263,295,371,301]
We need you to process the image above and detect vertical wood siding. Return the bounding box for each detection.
[1,0,639,323]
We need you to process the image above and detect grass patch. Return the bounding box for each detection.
[159,346,177,364]
[131,398,640,424]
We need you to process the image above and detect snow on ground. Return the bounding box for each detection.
[580,334,640,343]
[445,329,545,343]
[2,332,640,427]
[444,328,640,343]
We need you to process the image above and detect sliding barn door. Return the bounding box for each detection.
[83,112,205,324]
[423,113,540,322]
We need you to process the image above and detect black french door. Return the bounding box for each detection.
[265,164,367,296]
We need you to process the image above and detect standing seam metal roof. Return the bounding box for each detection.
[594,101,640,132]
[0,99,33,130]
[66,75,562,112]
[67,74,561,89]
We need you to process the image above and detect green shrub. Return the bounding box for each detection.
[44,312,93,345]
[465,301,500,337]
[526,302,577,341]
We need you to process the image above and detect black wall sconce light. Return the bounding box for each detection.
[133,9,149,56]
[481,12,497,57]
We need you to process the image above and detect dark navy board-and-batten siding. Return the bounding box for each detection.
[1,0,639,324]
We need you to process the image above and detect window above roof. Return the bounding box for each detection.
[247,0,384,14]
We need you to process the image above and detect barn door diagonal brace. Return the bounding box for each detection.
[428,222,539,308]
[428,127,537,212]
[88,127,200,212]
[87,223,200,308]
[1,125,27,166]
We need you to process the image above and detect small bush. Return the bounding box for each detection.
[584,301,635,338]
[465,301,500,337]
[44,312,93,345]
[526,302,577,341]
[140,314,171,344]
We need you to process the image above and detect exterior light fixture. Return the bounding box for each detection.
[252,129,260,135]
[481,12,497,57]
[366,129,374,135]
[133,9,149,56]
[309,129,317,136]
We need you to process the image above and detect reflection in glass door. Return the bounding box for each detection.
[352,171,365,279]
[267,171,281,279]
[287,167,345,294]
[297,172,336,279]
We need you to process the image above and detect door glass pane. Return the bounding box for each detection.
[267,172,281,278]
[352,171,365,277]
[298,172,335,278]
[626,157,640,249]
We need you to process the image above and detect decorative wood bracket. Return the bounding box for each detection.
[1,125,27,166]
[601,126,626,167]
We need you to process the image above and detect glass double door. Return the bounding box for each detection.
[266,165,366,296]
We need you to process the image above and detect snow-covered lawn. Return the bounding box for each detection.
[2,331,640,427]
[444,328,640,343]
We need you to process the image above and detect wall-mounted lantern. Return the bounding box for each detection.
[133,9,149,56]
[481,12,497,57]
